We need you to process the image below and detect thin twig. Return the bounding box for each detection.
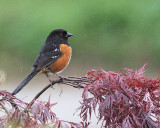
[27,78,63,109]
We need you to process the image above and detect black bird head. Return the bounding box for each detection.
[46,29,73,44]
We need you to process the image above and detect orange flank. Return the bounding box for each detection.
[49,44,72,73]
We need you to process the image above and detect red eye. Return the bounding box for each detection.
[60,33,63,36]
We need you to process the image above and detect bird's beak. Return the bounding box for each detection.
[67,32,73,37]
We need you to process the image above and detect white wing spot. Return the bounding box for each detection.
[51,55,58,59]
[55,48,59,51]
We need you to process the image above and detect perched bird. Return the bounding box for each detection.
[12,29,73,95]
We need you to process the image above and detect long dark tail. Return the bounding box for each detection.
[12,71,38,95]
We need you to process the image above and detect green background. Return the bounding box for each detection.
[0,0,160,78]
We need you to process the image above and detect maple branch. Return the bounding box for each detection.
[27,76,88,109]
[27,78,62,109]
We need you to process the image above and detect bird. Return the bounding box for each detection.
[12,29,73,95]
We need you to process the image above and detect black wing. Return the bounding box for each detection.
[32,43,62,72]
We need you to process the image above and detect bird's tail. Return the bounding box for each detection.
[12,71,38,95]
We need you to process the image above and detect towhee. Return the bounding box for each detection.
[12,29,73,95]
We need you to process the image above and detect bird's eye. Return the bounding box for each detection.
[60,33,63,36]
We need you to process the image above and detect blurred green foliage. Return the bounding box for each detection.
[0,0,160,72]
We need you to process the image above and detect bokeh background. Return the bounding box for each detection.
[0,0,160,127]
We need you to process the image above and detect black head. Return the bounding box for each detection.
[46,29,73,44]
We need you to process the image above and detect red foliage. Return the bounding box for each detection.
[0,91,83,128]
[79,64,160,127]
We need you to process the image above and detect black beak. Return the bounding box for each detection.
[67,32,73,37]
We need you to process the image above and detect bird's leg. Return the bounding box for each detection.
[54,74,63,96]
[45,73,52,85]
